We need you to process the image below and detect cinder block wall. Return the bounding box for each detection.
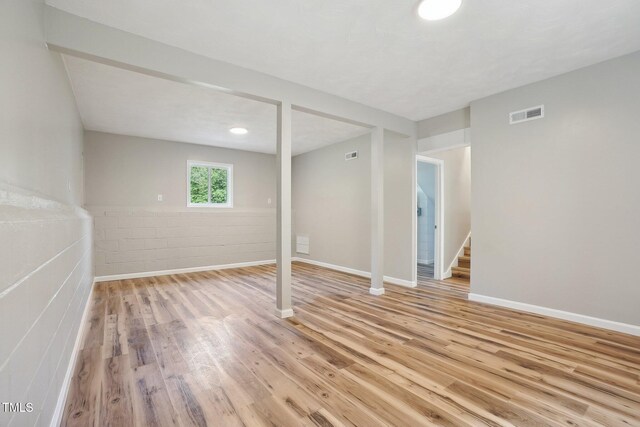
[1,0,93,422]
[91,208,275,276]
[84,132,278,278]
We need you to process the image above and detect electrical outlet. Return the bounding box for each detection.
[157,194,163,202]
[267,198,272,205]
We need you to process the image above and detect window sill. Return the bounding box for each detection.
[187,203,234,209]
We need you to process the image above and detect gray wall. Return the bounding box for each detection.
[470,50,640,326]
[383,134,415,281]
[0,0,93,425]
[427,147,471,271]
[292,134,371,272]
[418,107,470,138]
[292,132,414,282]
[84,132,277,276]
[84,131,276,208]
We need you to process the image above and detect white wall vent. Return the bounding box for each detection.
[509,105,544,124]
[345,150,358,161]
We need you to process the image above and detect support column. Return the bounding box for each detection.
[276,100,293,318]
[370,127,385,295]
[410,136,418,285]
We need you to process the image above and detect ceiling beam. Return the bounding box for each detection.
[44,6,416,137]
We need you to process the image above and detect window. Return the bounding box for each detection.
[187,161,233,208]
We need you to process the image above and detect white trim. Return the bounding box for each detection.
[292,257,417,288]
[384,276,417,288]
[369,287,385,296]
[275,308,294,318]
[293,257,369,277]
[50,283,95,427]
[445,231,471,279]
[94,259,276,282]
[469,293,640,337]
[415,155,444,281]
[187,160,234,208]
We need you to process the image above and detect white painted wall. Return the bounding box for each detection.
[83,131,277,277]
[292,132,414,283]
[470,50,640,326]
[0,0,93,425]
[84,131,276,209]
[292,134,371,272]
[418,107,470,139]
[383,134,415,282]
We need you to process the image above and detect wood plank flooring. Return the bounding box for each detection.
[419,262,469,287]
[417,263,434,279]
[61,262,640,426]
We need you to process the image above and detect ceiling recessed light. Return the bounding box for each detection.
[229,127,248,135]
[418,0,462,21]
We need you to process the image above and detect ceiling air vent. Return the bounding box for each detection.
[345,150,358,161]
[509,105,544,124]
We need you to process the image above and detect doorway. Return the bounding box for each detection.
[415,156,443,280]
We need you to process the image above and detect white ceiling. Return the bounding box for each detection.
[62,55,369,155]
[48,0,640,121]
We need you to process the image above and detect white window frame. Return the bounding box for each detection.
[187,160,234,208]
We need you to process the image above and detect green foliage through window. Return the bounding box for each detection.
[190,166,209,204]
[189,164,230,205]
[210,168,228,203]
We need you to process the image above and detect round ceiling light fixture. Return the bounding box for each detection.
[418,0,462,21]
[229,127,248,135]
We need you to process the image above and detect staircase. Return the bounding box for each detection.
[450,243,471,285]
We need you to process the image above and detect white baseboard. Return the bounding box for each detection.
[384,276,417,288]
[94,259,276,282]
[293,257,369,278]
[369,287,385,296]
[274,308,294,319]
[469,293,640,337]
[50,283,95,427]
[292,257,417,288]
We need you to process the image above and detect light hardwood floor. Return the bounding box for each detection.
[417,263,435,279]
[61,262,640,426]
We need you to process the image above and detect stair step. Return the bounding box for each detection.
[446,276,470,286]
[458,255,470,268]
[463,246,471,256]
[451,266,471,279]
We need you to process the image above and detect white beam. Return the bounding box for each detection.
[44,6,416,137]
[276,101,293,318]
[370,127,385,295]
